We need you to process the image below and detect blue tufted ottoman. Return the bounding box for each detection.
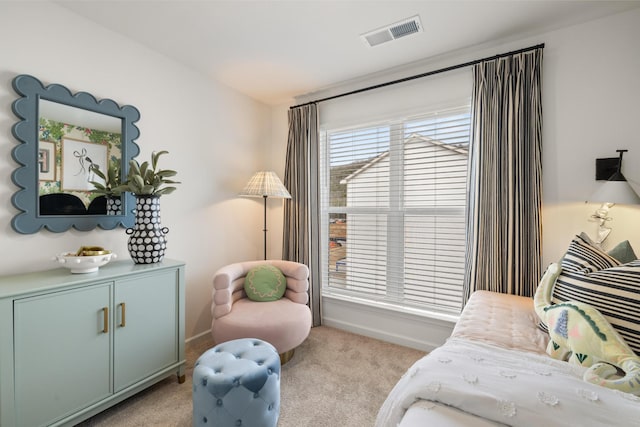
[192,338,281,427]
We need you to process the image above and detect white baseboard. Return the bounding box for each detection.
[321,295,456,352]
[321,318,440,352]
[187,298,456,353]
[186,329,212,344]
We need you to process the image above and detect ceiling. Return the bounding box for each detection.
[56,0,640,106]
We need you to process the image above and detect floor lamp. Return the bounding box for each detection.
[239,171,291,260]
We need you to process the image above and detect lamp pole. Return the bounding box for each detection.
[263,195,268,260]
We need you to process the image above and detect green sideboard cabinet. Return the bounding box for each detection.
[0,259,186,427]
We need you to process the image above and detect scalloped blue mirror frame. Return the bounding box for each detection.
[11,74,140,233]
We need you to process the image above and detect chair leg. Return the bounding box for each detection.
[280,348,295,365]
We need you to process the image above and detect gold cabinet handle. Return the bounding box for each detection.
[119,302,126,328]
[102,307,109,333]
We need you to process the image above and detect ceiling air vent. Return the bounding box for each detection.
[361,15,422,47]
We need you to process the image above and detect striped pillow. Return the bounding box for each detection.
[561,234,620,273]
[551,236,640,355]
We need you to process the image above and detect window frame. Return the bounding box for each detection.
[319,104,471,316]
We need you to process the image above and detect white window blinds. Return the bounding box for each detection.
[319,69,472,315]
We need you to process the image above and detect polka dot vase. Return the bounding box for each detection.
[106,197,122,216]
[126,195,168,264]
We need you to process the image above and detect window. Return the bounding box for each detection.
[320,105,471,315]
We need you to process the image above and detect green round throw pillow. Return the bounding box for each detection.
[244,265,287,302]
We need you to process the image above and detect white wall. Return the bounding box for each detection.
[0,2,271,340]
[281,8,640,350]
[540,8,640,262]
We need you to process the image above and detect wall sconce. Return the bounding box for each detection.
[587,149,640,245]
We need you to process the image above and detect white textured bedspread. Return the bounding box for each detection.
[376,337,640,426]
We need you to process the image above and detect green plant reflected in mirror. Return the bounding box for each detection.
[11,74,140,233]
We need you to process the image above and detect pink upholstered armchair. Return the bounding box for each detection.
[211,260,312,362]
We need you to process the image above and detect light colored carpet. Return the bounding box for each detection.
[77,326,426,426]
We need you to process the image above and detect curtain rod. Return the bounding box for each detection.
[290,43,544,110]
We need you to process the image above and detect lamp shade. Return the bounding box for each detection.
[239,171,291,199]
[589,180,640,205]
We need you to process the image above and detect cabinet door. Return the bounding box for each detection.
[114,269,179,391]
[14,284,112,427]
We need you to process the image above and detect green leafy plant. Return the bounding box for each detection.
[89,162,122,197]
[114,150,180,196]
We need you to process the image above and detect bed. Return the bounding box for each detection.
[376,290,640,426]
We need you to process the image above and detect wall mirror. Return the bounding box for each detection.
[11,74,140,233]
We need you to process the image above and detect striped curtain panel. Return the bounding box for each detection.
[463,47,544,304]
[283,104,322,326]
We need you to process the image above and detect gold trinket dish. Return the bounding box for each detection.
[73,246,111,256]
